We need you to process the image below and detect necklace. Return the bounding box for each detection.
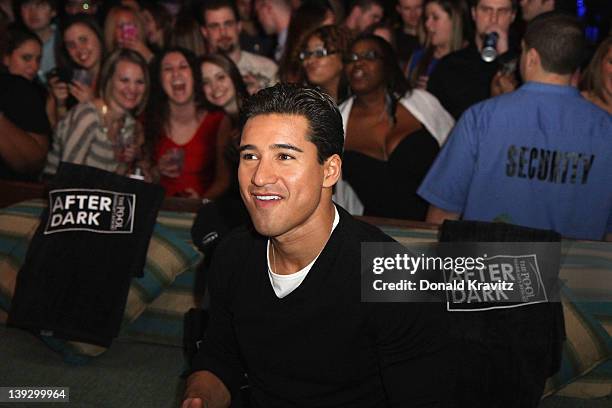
[271,241,277,274]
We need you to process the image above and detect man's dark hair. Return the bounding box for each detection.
[1,25,42,58]
[241,83,344,164]
[524,11,585,75]
[471,0,518,10]
[349,0,384,13]
[14,0,58,16]
[199,0,240,26]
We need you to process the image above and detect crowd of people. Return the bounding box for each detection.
[1,1,611,407]
[0,0,610,236]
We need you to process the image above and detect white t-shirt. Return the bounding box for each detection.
[267,206,340,298]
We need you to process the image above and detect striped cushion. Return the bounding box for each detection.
[0,200,610,397]
[0,200,201,350]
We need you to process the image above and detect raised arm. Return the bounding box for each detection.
[0,113,49,174]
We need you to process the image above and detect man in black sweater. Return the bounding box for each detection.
[182,83,449,407]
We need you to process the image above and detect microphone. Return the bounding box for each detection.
[190,196,249,255]
[481,32,499,62]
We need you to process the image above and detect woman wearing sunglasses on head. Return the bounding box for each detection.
[338,34,454,221]
[298,24,352,103]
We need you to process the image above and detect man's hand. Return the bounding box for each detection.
[182,371,231,408]
[425,205,460,225]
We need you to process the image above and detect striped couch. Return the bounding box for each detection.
[0,200,610,398]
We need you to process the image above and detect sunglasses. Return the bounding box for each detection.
[344,50,382,63]
[299,48,337,61]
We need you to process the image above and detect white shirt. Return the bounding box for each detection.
[267,206,340,298]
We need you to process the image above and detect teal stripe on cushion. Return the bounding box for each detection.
[589,358,612,377]
[562,255,612,270]
[170,268,197,290]
[555,341,582,387]
[0,200,46,216]
[0,237,23,253]
[563,287,612,352]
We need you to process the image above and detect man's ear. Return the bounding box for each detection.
[322,154,342,188]
[199,25,208,40]
[237,20,243,34]
[527,47,539,69]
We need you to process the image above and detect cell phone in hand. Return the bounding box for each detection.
[46,67,73,83]
[72,69,93,86]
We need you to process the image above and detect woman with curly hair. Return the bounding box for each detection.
[339,34,454,220]
[298,24,351,103]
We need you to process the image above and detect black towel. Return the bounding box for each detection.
[439,220,564,408]
[8,163,164,347]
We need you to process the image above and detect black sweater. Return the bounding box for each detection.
[192,206,450,407]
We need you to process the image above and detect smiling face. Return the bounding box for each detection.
[3,39,41,81]
[424,2,453,49]
[302,35,343,89]
[107,60,146,112]
[161,51,194,105]
[201,61,236,110]
[345,39,385,95]
[64,23,102,70]
[239,114,332,238]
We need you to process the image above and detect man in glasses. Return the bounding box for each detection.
[200,0,278,94]
[182,83,449,408]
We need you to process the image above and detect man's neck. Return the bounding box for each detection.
[527,71,572,87]
[403,24,417,36]
[228,48,242,64]
[276,10,291,34]
[36,25,54,43]
[270,201,336,275]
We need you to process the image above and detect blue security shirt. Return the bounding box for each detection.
[418,82,612,240]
